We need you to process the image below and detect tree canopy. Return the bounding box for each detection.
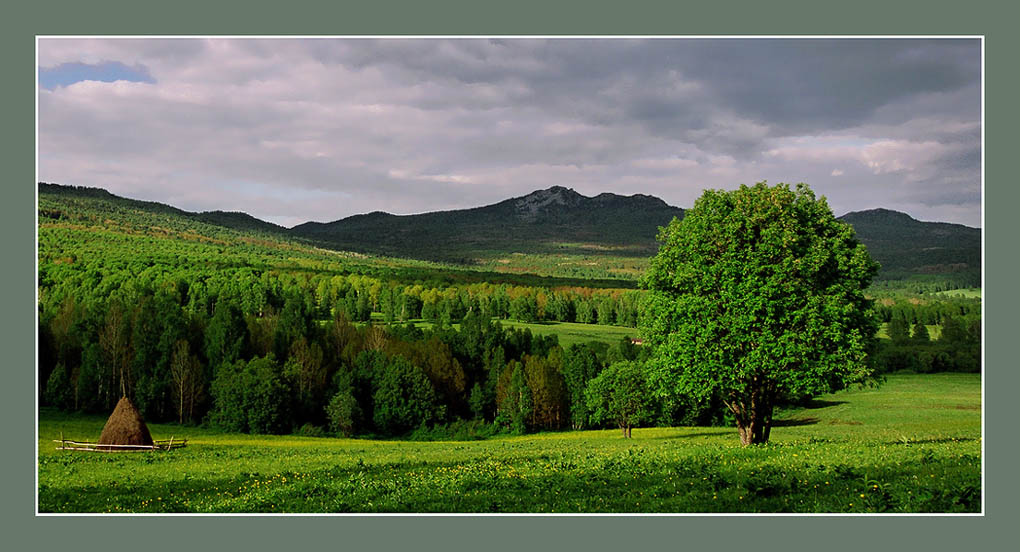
[641,182,879,445]
[584,360,652,438]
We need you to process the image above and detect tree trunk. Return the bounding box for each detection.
[738,396,775,445]
[729,387,775,446]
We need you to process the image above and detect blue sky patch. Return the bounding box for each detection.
[39,61,155,89]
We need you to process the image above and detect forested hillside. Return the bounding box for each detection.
[37,183,653,437]
[839,208,981,286]
[41,182,982,286]
[37,182,981,440]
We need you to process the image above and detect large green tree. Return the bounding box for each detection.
[641,182,878,445]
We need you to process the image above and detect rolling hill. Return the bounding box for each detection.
[837,208,981,283]
[38,182,981,284]
[291,186,684,261]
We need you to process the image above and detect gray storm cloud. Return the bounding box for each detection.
[38,37,981,227]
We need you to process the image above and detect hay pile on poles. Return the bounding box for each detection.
[97,396,154,451]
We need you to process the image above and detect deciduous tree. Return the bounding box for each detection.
[641,182,878,445]
[585,360,652,438]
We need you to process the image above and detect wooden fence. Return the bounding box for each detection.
[54,435,187,452]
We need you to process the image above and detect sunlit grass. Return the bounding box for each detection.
[38,374,980,513]
[362,317,639,348]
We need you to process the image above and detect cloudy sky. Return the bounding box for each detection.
[38,38,982,228]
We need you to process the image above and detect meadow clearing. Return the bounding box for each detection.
[37,373,981,514]
[384,317,641,349]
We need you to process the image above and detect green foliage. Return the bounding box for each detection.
[296,423,326,438]
[873,315,980,374]
[372,356,444,435]
[325,387,361,438]
[522,352,568,430]
[205,300,248,371]
[509,295,538,323]
[642,183,879,445]
[888,314,910,345]
[584,361,653,437]
[468,382,486,420]
[560,344,604,429]
[575,299,595,324]
[911,321,931,343]
[209,355,292,434]
[44,363,74,411]
[408,419,501,441]
[496,362,532,434]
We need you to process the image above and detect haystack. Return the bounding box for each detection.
[98,396,153,450]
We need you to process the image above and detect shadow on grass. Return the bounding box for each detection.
[648,429,733,440]
[798,399,848,409]
[772,417,820,427]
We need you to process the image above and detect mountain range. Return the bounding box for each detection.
[38,182,981,283]
[292,186,682,261]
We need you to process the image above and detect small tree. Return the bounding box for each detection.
[642,182,878,445]
[561,344,604,429]
[888,314,910,344]
[468,382,487,420]
[911,321,931,343]
[496,362,532,434]
[584,360,652,438]
[372,356,442,435]
[169,339,203,424]
[326,387,361,437]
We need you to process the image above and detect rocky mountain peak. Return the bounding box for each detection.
[513,186,584,221]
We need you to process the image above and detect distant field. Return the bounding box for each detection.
[934,288,982,299]
[876,323,942,340]
[370,317,638,348]
[388,318,937,345]
[372,318,952,345]
[495,320,638,348]
[38,374,980,513]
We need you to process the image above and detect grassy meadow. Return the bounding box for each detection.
[495,319,638,348]
[38,373,981,514]
[380,317,641,348]
[934,288,982,299]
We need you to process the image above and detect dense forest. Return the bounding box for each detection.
[38,267,672,437]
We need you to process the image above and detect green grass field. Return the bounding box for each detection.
[37,374,980,513]
[934,288,982,299]
[495,319,638,348]
[875,323,942,340]
[367,317,639,348]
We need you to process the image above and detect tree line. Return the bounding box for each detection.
[38,259,980,439]
[871,313,980,374]
[38,270,706,437]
